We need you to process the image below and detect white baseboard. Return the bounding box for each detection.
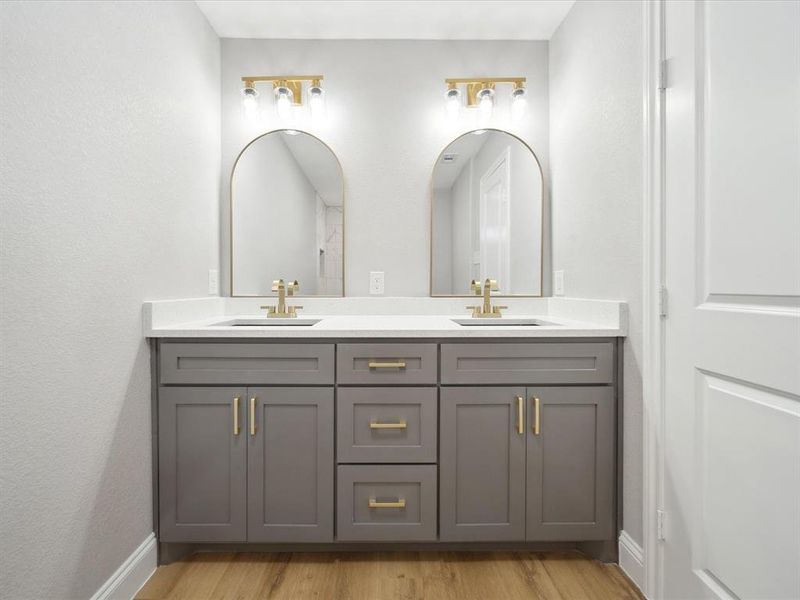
[91,533,157,600]
[618,530,645,594]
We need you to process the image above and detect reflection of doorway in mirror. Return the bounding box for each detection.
[479,148,511,290]
[315,195,343,295]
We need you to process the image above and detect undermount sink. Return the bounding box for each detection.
[210,318,322,327]
[451,318,555,327]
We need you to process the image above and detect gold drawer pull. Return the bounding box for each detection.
[368,498,406,509]
[516,395,524,435]
[250,397,257,436]
[233,397,240,435]
[369,420,407,429]
[368,361,407,369]
[532,396,541,435]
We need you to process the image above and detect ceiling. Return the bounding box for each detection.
[196,1,576,40]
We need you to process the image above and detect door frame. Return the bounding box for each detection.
[642,0,666,598]
[478,146,512,289]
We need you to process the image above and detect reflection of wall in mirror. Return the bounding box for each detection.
[234,136,318,294]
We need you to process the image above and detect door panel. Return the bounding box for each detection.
[158,387,247,542]
[440,387,526,541]
[247,387,334,542]
[663,1,800,598]
[526,387,614,541]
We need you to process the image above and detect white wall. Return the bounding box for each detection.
[0,2,220,598]
[233,135,318,294]
[221,39,550,296]
[549,0,644,545]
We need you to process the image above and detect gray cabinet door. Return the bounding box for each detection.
[440,387,527,541]
[526,386,615,541]
[247,387,334,542]
[158,387,247,542]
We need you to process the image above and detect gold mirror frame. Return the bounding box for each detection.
[429,128,545,297]
[229,129,345,297]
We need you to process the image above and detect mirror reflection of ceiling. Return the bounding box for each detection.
[431,131,490,190]
[282,132,343,206]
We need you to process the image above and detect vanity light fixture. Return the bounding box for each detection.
[443,77,527,122]
[240,75,325,122]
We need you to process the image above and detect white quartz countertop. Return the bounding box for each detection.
[143,297,627,339]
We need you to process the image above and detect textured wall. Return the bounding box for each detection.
[549,0,644,545]
[221,39,551,296]
[0,2,220,598]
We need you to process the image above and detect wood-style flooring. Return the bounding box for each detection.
[136,551,644,600]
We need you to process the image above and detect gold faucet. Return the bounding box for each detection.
[466,278,507,318]
[261,279,303,318]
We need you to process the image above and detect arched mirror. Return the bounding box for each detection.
[231,130,344,296]
[430,129,543,296]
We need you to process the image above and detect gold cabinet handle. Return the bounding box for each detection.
[249,397,256,436]
[532,396,541,435]
[368,361,406,369]
[369,420,407,429]
[516,395,524,434]
[368,498,406,509]
[233,397,240,435]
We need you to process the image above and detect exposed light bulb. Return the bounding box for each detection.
[445,86,461,121]
[476,87,494,123]
[309,84,326,122]
[274,85,293,120]
[511,86,527,122]
[241,86,259,121]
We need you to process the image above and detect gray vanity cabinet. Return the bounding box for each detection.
[439,387,527,541]
[158,387,247,543]
[526,386,615,541]
[247,388,334,542]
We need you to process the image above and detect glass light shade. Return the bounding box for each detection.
[309,85,326,121]
[477,88,494,122]
[274,86,293,120]
[445,87,461,120]
[511,86,527,122]
[241,87,259,120]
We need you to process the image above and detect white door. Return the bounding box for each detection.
[479,149,511,289]
[662,1,800,599]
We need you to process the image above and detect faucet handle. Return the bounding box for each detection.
[466,305,481,317]
[286,280,299,296]
[271,279,285,293]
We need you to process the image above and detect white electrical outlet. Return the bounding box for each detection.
[208,269,219,295]
[369,271,385,295]
[554,270,565,296]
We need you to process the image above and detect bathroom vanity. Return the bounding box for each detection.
[146,300,624,563]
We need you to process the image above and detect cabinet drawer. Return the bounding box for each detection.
[441,342,613,385]
[337,344,437,385]
[336,465,437,541]
[337,388,437,463]
[160,343,334,385]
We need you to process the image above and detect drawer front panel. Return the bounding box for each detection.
[441,342,613,384]
[337,344,437,385]
[160,343,334,385]
[336,465,437,541]
[337,388,437,463]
